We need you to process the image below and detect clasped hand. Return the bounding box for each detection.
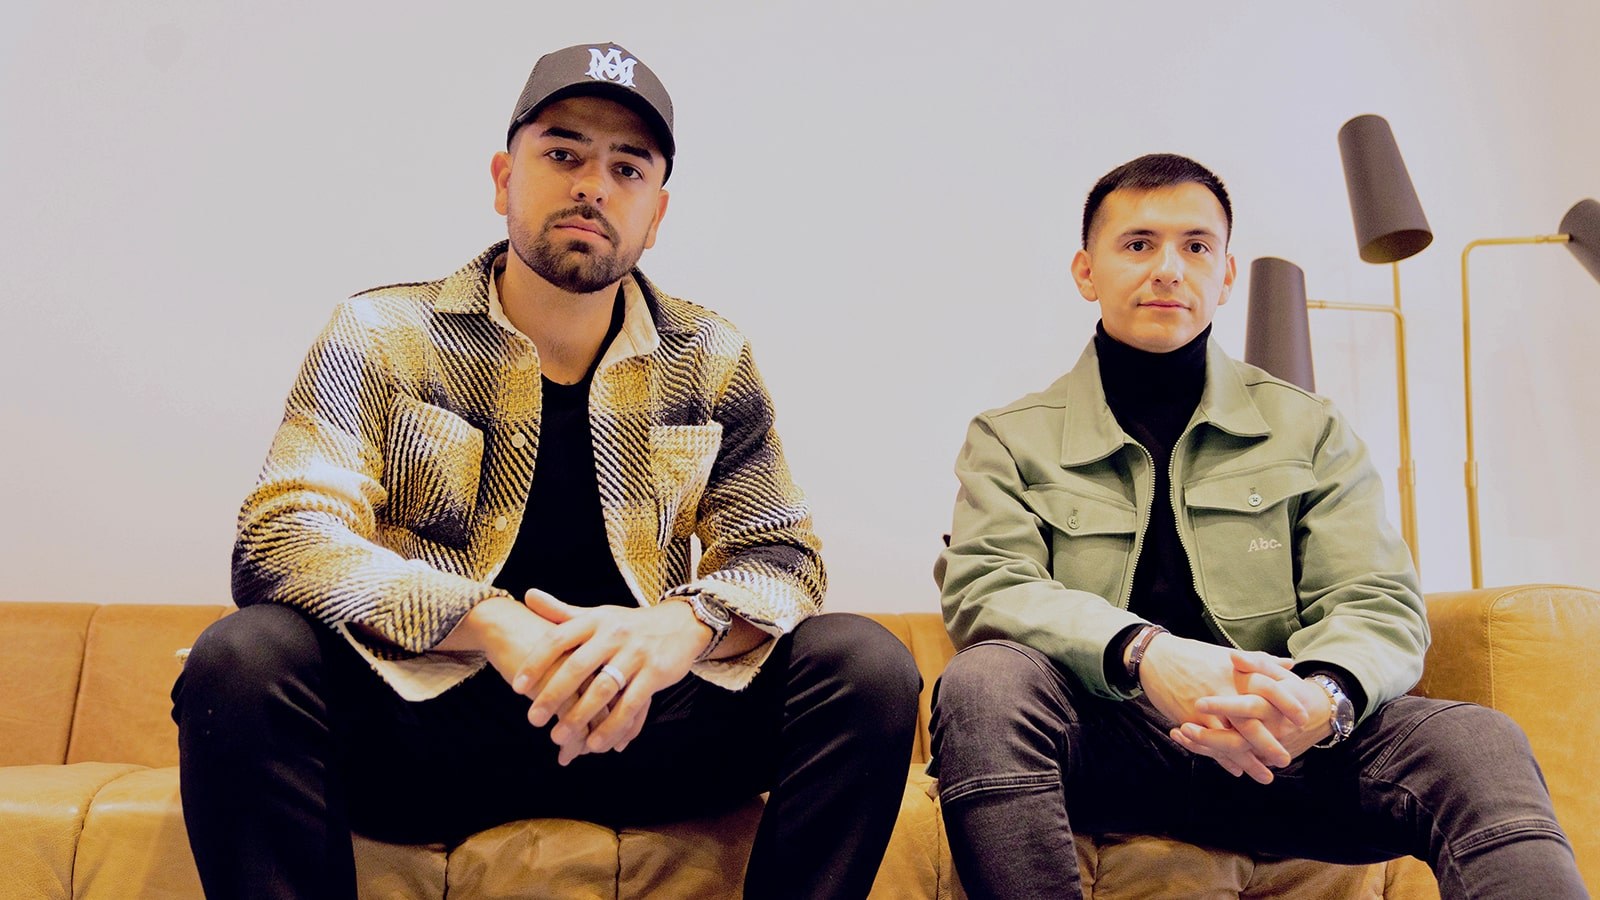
[476,590,713,766]
[1137,634,1333,784]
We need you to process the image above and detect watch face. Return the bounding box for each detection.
[692,593,732,630]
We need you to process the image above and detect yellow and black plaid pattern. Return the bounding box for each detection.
[232,242,824,697]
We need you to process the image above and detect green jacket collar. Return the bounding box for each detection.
[1058,336,1271,468]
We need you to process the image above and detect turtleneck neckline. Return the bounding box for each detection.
[1094,321,1211,404]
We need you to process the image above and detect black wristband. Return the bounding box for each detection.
[1124,624,1169,684]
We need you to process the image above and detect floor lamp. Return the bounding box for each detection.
[1244,256,1419,573]
[1460,198,1600,588]
[1245,115,1431,573]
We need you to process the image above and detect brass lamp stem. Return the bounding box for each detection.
[1460,234,1571,589]
[1305,266,1418,574]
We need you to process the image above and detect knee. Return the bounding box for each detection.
[933,640,1060,727]
[178,604,325,705]
[1413,703,1533,765]
[790,613,922,727]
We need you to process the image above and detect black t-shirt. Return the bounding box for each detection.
[492,291,635,609]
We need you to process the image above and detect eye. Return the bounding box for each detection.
[615,163,643,181]
[1127,239,1150,252]
[1187,241,1210,254]
[546,148,578,163]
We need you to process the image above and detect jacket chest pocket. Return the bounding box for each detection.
[1022,485,1138,606]
[651,424,722,546]
[1182,462,1315,624]
[383,394,484,549]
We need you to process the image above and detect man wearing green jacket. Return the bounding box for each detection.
[931,153,1584,899]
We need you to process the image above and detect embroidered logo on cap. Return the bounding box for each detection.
[586,48,637,87]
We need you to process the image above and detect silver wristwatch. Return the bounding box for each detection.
[1309,674,1356,748]
[679,592,734,661]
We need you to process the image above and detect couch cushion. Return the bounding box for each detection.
[1416,584,1600,890]
[67,604,229,768]
[618,800,761,898]
[1082,833,1383,899]
[874,768,960,900]
[74,766,201,899]
[0,602,98,766]
[0,761,141,899]
[447,817,622,899]
[353,833,448,900]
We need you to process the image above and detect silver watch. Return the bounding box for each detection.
[1309,674,1356,748]
[680,592,733,661]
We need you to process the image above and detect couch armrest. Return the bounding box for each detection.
[1413,584,1599,890]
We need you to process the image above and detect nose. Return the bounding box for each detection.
[1152,242,1184,284]
[570,161,608,206]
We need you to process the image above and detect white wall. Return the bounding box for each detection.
[3,0,1597,612]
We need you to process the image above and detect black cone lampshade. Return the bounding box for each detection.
[1338,115,1434,264]
[1559,198,1600,285]
[1244,257,1315,392]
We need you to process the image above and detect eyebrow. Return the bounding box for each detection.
[539,126,656,165]
[1119,227,1221,241]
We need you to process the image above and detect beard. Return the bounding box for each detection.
[509,203,642,294]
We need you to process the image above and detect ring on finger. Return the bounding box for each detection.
[597,663,628,692]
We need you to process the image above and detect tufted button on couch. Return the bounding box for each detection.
[3,585,1595,898]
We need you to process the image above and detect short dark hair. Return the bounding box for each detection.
[1081,153,1232,248]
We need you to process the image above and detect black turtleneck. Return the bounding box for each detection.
[1095,322,1212,690]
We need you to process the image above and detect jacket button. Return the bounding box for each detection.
[511,432,528,449]
[1067,516,1079,530]
[493,515,509,531]
[1248,492,1263,508]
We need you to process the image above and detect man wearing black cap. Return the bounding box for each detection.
[173,43,919,899]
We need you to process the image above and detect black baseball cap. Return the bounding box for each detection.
[507,42,675,182]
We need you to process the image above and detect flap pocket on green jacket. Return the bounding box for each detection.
[1182,462,1312,629]
[1022,486,1137,537]
[1184,461,1316,514]
[1022,486,1137,602]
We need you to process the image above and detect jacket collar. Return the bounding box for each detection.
[1059,336,1271,468]
[434,240,694,363]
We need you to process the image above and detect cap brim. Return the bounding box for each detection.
[508,81,675,163]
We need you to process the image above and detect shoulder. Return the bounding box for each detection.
[342,278,445,328]
[636,274,752,367]
[984,373,1074,423]
[1229,357,1339,426]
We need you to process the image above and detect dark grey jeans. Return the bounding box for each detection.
[930,640,1586,900]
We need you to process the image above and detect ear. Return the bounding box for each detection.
[490,150,513,216]
[1070,248,1098,302]
[641,188,670,250]
[1218,251,1237,306]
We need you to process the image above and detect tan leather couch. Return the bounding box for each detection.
[3,586,1595,898]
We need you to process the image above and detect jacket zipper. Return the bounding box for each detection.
[1167,423,1243,649]
[1125,441,1156,612]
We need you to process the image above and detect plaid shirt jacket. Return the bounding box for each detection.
[232,242,825,699]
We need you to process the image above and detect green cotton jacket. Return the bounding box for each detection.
[938,338,1427,724]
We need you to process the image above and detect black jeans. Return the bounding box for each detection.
[929,640,1587,900]
[173,604,921,900]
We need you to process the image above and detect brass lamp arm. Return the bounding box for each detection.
[1459,234,1571,588]
[1305,284,1417,573]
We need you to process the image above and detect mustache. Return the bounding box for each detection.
[543,205,620,244]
